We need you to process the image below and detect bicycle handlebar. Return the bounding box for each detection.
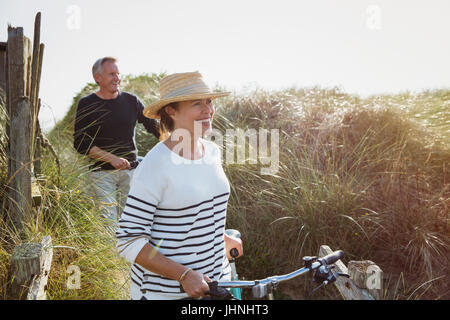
[180,249,345,300]
[214,250,344,291]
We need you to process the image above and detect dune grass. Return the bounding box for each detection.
[220,88,449,299]
[0,79,448,300]
[0,132,130,299]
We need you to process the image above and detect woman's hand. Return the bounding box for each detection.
[180,269,211,299]
[224,233,243,260]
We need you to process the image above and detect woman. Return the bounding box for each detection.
[116,72,243,300]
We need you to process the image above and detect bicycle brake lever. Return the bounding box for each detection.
[302,256,318,269]
[323,269,350,284]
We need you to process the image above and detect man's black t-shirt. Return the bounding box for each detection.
[73,91,159,170]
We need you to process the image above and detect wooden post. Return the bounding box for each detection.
[31,176,42,207]
[348,260,383,300]
[6,26,33,234]
[36,45,44,108]
[0,42,7,92]
[33,44,44,177]
[318,245,375,300]
[30,12,41,116]
[27,236,53,300]
[30,13,43,174]
[10,236,53,299]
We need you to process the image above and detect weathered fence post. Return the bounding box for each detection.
[6,25,32,233]
[30,13,44,176]
[30,12,41,120]
[0,42,6,92]
[318,245,382,300]
[4,12,52,301]
[348,260,383,300]
[10,236,53,299]
[5,12,45,233]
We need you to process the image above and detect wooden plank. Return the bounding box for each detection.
[0,42,6,92]
[6,97,32,231]
[30,12,41,157]
[35,45,44,113]
[6,27,32,233]
[319,245,374,300]
[30,12,41,113]
[31,176,42,207]
[3,39,10,183]
[32,45,44,176]
[7,27,28,116]
[25,46,31,99]
[27,236,53,300]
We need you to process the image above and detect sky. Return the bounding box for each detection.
[1,0,450,131]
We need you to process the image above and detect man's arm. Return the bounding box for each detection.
[136,97,160,139]
[88,146,131,170]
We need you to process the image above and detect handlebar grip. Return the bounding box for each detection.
[319,250,344,265]
[230,248,239,258]
[225,229,241,259]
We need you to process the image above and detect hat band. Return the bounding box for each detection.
[162,83,211,99]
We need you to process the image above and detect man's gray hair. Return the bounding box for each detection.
[92,56,117,78]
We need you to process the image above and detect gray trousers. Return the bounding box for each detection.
[88,169,135,226]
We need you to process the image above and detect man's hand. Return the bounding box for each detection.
[110,157,131,170]
[88,146,130,170]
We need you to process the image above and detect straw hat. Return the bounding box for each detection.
[143,72,230,119]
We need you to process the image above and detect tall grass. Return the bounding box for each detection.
[0,77,448,300]
[0,87,130,299]
[219,87,449,299]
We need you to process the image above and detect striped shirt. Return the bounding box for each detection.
[116,139,231,299]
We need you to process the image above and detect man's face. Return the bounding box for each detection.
[95,61,120,94]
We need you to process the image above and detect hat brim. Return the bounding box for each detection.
[143,92,231,119]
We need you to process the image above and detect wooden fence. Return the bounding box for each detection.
[1,12,52,300]
[3,13,43,233]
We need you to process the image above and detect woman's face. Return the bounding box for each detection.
[169,98,214,137]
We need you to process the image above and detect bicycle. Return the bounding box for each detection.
[203,229,349,300]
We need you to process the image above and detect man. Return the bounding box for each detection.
[73,57,160,227]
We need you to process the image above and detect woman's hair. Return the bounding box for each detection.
[157,102,179,139]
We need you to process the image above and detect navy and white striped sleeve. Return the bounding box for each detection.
[116,175,161,264]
